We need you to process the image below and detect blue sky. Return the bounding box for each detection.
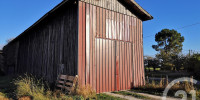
[135,0,200,56]
[0,0,200,56]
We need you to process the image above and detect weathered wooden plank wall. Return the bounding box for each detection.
[4,1,78,82]
[78,0,145,93]
[3,42,19,74]
[0,51,5,75]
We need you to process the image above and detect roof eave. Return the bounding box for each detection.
[122,0,153,21]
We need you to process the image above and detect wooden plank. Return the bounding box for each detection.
[57,85,64,88]
[67,76,75,82]
[58,81,65,84]
[65,87,72,92]
[65,82,73,86]
[59,75,67,80]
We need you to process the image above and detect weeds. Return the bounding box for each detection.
[0,92,9,100]
[13,74,82,100]
[134,79,197,98]
[14,74,49,99]
[0,75,127,100]
[75,84,96,99]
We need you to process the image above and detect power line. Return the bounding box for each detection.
[177,22,200,30]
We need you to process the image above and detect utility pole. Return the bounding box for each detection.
[189,50,191,57]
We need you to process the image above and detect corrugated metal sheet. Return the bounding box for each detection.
[78,1,145,93]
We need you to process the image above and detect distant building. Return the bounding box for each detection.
[3,0,153,93]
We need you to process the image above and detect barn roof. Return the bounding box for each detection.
[124,0,153,21]
[6,0,153,46]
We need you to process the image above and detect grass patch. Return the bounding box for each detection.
[130,89,163,96]
[97,93,126,100]
[113,91,153,100]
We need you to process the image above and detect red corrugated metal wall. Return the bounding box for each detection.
[78,1,145,93]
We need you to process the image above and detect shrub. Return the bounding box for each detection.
[0,92,9,100]
[197,90,200,99]
[14,74,83,100]
[76,84,96,99]
[14,74,49,100]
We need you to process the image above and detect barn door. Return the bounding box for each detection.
[95,38,133,92]
[115,41,133,91]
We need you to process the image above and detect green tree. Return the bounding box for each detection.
[152,29,185,70]
[144,56,160,72]
[185,54,200,79]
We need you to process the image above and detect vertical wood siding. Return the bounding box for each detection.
[78,1,145,93]
[4,1,78,83]
[3,42,19,74]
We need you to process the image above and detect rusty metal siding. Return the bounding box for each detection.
[78,1,145,93]
[80,0,135,17]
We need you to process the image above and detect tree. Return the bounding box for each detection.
[152,29,185,70]
[144,56,160,72]
[184,54,200,80]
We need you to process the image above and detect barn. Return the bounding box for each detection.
[3,0,153,93]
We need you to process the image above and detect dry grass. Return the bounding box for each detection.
[0,92,9,100]
[18,96,32,100]
[13,75,78,100]
[1,75,124,100]
[136,79,197,98]
[75,84,96,99]
[14,75,49,100]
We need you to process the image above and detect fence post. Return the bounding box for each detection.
[190,76,194,89]
[146,76,149,84]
